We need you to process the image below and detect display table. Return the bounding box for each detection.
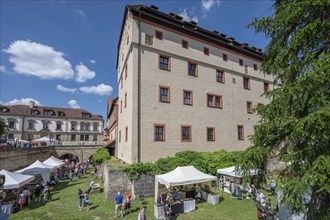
[183,199,195,212]
[171,201,184,214]
[201,190,219,205]
[154,204,165,219]
[1,203,14,215]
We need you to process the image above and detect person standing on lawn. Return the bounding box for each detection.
[78,189,83,211]
[125,192,132,215]
[138,205,147,220]
[115,191,123,218]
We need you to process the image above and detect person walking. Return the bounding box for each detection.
[138,205,147,220]
[125,192,132,215]
[115,191,123,218]
[34,184,41,202]
[78,189,83,211]
[69,171,73,182]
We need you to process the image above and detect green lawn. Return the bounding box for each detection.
[9,171,276,220]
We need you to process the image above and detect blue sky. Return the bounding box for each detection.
[0,0,273,122]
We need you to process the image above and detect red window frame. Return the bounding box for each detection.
[188,62,198,77]
[254,64,258,71]
[223,53,228,61]
[239,59,244,66]
[206,127,215,141]
[243,77,250,90]
[264,82,270,92]
[159,86,170,103]
[155,30,163,40]
[154,124,165,142]
[216,69,225,83]
[181,125,192,142]
[204,47,209,55]
[183,90,193,106]
[237,125,244,140]
[207,93,223,109]
[159,54,171,71]
[247,101,253,114]
[182,40,189,49]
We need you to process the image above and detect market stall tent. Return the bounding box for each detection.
[154,166,217,200]
[15,160,56,181]
[43,156,64,167]
[0,170,34,189]
[217,166,258,178]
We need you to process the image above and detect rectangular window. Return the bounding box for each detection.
[239,59,244,66]
[154,124,165,141]
[93,134,97,141]
[264,82,270,92]
[126,35,129,45]
[223,53,228,61]
[43,122,49,129]
[43,110,52,116]
[71,123,77,131]
[207,94,223,109]
[125,126,128,142]
[125,65,127,79]
[120,77,123,89]
[188,62,198,77]
[56,135,61,141]
[254,64,258,71]
[93,124,98,131]
[204,47,209,55]
[119,130,121,143]
[207,127,215,141]
[8,134,14,140]
[155,30,163,40]
[159,86,170,103]
[56,123,62,130]
[181,126,192,142]
[159,55,170,71]
[247,101,253,114]
[85,135,89,141]
[28,121,34,130]
[28,134,33,141]
[82,113,90,118]
[245,65,248,74]
[183,90,193,106]
[182,40,189,49]
[124,93,127,108]
[216,69,225,83]
[71,135,76,141]
[9,121,14,129]
[238,125,244,140]
[80,135,84,141]
[120,100,122,113]
[243,77,250,90]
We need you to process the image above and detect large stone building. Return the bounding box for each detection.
[0,101,104,144]
[104,97,118,155]
[115,5,273,164]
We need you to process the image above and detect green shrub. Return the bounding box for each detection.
[92,148,110,165]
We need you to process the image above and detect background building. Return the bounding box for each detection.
[116,5,273,164]
[104,97,118,155]
[0,101,104,145]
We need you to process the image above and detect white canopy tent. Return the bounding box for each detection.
[33,136,50,142]
[43,156,65,167]
[0,170,35,189]
[154,166,217,201]
[15,160,56,181]
[217,166,258,178]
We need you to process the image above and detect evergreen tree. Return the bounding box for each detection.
[240,0,330,218]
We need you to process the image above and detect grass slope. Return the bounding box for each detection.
[9,171,276,220]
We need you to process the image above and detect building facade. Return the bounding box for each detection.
[0,101,104,145]
[104,97,118,155]
[116,5,273,164]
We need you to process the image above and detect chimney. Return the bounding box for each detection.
[29,101,35,108]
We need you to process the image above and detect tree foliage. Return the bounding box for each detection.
[0,118,7,137]
[124,150,242,180]
[240,0,330,218]
[92,148,110,165]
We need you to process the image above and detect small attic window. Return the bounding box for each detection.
[82,113,91,118]
[150,4,159,10]
[58,111,66,117]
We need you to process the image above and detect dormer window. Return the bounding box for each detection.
[82,113,90,119]
[0,107,8,113]
[58,111,65,117]
[43,110,53,116]
[31,110,38,115]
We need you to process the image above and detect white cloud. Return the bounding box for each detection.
[89,60,96,64]
[0,65,6,73]
[3,40,74,80]
[2,98,41,106]
[179,8,199,23]
[79,83,113,96]
[75,9,85,17]
[68,99,80,109]
[201,0,221,12]
[56,84,77,93]
[75,62,95,83]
